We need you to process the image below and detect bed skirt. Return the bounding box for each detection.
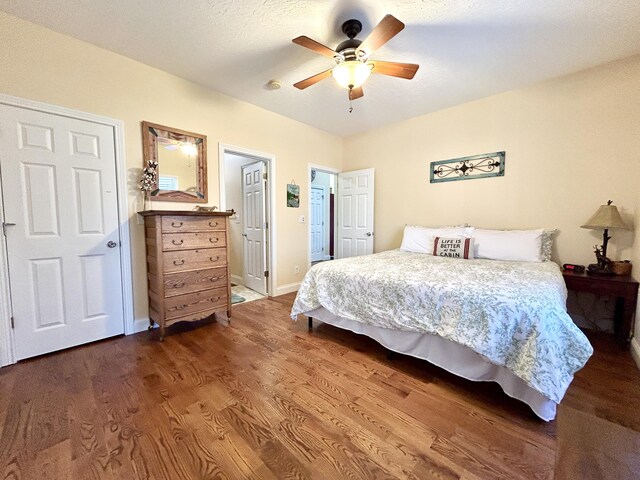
[304,306,557,421]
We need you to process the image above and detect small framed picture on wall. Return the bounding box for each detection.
[287,183,300,208]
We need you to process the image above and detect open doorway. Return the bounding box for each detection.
[309,166,338,267]
[220,145,275,305]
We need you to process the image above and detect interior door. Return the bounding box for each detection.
[0,104,124,360]
[310,186,325,262]
[241,161,267,295]
[337,168,375,258]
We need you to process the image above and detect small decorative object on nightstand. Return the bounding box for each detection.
[581,200,630,275]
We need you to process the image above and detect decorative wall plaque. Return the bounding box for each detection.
[430,151,505,183]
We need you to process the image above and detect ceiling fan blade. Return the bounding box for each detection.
[349,86,364,100]
[292,36,337,59]
[357,15,405,56]
[370,60,419,79]
[293,69,334,89]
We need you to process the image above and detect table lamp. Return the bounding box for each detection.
[581,200,629,274]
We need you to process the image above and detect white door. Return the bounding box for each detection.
[241,161,267,295]
[310,186,325,262]
[0,104,124,360]
[337,168,375,258]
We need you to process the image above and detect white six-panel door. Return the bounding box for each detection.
[310,186,325,262]
[0,105,124,360]
[241,161,267,295]
[337,168,375,258]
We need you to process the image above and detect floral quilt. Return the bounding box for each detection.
[291,250,593,403]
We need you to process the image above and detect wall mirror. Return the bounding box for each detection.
[141,121,207,203]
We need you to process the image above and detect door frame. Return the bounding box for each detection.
[307,164,339,271]
[218,143,276,296]
[0,93,134,367]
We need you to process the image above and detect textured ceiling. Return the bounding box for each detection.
[2,0,640,137]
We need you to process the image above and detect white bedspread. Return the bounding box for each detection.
[291,250,593,404]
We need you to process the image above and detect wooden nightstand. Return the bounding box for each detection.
[562,270,638,347]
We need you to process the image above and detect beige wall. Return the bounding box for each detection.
[343,55,640,268]
[343,54,640,353]
[2,12,640,355]
[0,12,342,323]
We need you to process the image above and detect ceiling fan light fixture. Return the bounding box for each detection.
[332,61,371,90]
[180,142,197,156]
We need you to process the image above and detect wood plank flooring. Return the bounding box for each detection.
[0,293,638,479]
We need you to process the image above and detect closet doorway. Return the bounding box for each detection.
[219,145,275,302]
[308,166,337,267]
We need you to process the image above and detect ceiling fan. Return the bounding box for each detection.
[292,14,419,103]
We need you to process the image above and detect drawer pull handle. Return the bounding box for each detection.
[209,276,220,282]
[172,239,184,246]
[171,221,183,228]
[175,305,187,311]
[209,297,221,302]
[208,238,219,243]
[209,256,220,262]
[208,221,218,227]
[173,259,185,266]
[171,282,185,288]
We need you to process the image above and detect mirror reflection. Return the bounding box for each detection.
[141,121,208,203]
[156,137,199,194]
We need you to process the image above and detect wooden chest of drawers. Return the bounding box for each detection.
[140,210,233,340]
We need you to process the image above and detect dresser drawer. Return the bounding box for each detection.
[163,247,226,273]
[164,287,228,320]
[163,267,227,298]
[162,215,226,233]
[162,232,226,251]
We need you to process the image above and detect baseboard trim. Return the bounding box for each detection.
[631,337,640,371]
[231,274,243,286]
[275,282,301,296]
[133,317,153,334]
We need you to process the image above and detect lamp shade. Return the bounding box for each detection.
[332,61,371,89]
[581,203,629,230]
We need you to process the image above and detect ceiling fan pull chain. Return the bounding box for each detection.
[349,98,353,114]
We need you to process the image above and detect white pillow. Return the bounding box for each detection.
[472,228,544,262]
[401,225,473,254]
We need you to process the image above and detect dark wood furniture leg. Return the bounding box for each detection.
[308,317,313,331]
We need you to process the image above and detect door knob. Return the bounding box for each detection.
[242,233,248,237]
[107,241,118,248]
[366,232,373,237]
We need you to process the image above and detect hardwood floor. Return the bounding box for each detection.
[1,293,638,479]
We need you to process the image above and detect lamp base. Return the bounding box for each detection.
[586,264,615,276]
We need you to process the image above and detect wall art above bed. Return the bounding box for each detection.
[430,151,505,183]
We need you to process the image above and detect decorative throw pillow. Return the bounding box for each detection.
[433,237,474,259]
[400,225,472,254]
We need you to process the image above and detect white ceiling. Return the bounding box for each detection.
[2,0,640,137]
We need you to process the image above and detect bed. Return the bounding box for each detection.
[291,249,593,421]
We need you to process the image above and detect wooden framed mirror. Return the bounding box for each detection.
[141,121,207,203]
